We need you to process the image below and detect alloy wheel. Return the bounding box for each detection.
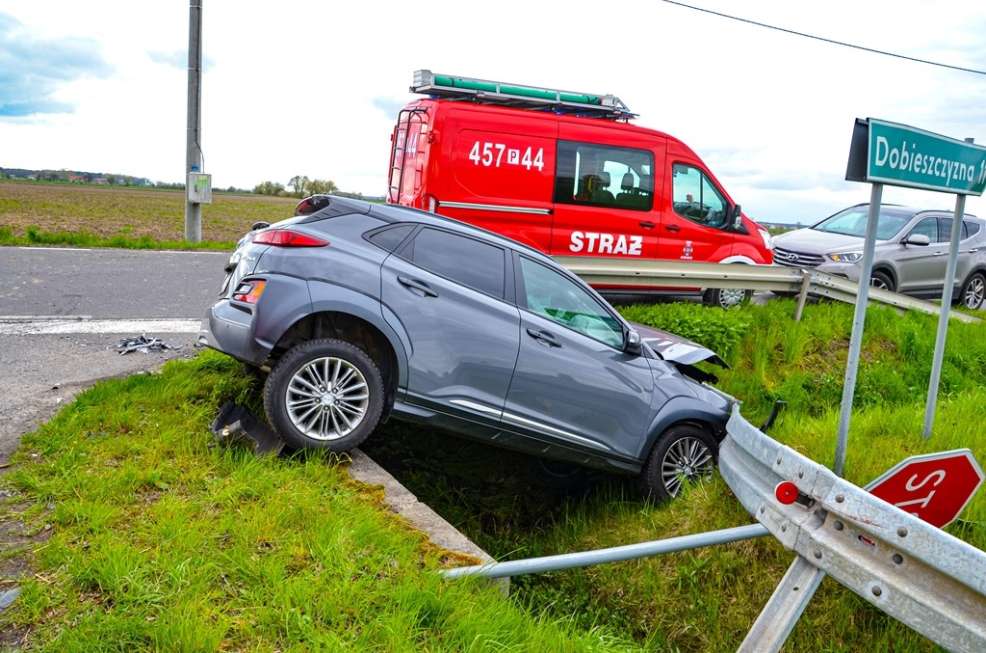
[718,288,747,308]
[870,276,890,290]
[660,436,715,497]
[964,276,985,310]
[285,357,369,441]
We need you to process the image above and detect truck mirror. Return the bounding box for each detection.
[732,204,743,229]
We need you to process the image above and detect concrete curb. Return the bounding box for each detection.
[347,448,508,593]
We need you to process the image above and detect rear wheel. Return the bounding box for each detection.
[703,288,752,309]
[961,272,985,310]
[870,270,895,292]
[264,338,384,451]
[638,425,718,502]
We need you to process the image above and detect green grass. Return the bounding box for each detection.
[0,353,637,652]
[0,225,234,251]
[363,299,986,652]
[3,300,984,651]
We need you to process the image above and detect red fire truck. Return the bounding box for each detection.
[388,71,773,307]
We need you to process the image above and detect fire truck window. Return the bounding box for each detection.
[408,228,505,298]
[554,141,653,211]
[672,164,728,228]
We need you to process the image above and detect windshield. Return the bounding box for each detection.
[813,207,911,240]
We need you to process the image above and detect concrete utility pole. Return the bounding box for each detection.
[185,0,203,242]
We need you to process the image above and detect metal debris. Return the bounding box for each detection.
[210,402,284,456]
[116,334,182,355]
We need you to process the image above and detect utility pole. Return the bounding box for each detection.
[184,0,204,242]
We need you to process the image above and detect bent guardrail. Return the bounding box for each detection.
[554,256,980,324]
[720,406,986,653]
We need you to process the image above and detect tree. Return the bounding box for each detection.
[305,178,338,195]
[253,181,285,196]
[288,175,310,197]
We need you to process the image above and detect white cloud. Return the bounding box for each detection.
[0,0,983,222]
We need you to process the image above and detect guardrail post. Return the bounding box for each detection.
[793,271,812,322]
[738,557,825,653]
[833,182,883,476]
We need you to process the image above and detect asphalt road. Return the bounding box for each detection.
[0,246,231,462]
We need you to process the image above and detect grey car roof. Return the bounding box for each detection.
[306,195,556,264]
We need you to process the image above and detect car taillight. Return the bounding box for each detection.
[232,280,266,304]
[252,229,328,247]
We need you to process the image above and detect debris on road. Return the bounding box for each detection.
[211,402,284,456]
[115,334,182,355]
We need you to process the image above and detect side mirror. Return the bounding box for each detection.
[624,329,642,355]
[904,233,930,246]
[731,204,743,230]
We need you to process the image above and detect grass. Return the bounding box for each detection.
[3,299,983,650]
[0,181,297,248]
[0,353,637,652]
[362,299,986,651]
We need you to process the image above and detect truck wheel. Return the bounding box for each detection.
[638,425,718,502]
[703,288,752,309]
[961,272,985,310]
[263,338,384,451]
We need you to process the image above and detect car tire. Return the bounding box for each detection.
[263,338,385,452]
[703,288,752,309]
[638,424,718,502]
[870,270,895,292]
[960,272,986,310]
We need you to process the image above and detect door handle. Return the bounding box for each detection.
[526,328,560,347]
[665,224,681,233]
[639,220,656,229]
[396,275,438,297]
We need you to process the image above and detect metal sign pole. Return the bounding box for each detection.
[923,137,974,438]
[833,182,883,476]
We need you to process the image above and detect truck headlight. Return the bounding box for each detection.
[827,252,863,263]
[758,228,774,250]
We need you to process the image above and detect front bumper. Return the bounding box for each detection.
[814,261,861,282]
[198,300,271,366]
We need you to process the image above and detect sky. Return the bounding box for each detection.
[0,0,984,224]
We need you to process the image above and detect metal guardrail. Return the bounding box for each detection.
[719,406,986,652]
[554,257,980,324]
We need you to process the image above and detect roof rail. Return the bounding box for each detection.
[410,69,636,120]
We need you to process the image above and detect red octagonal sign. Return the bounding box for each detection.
[866,449,984,529]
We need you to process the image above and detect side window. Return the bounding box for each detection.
[554,141,654,211]
[909,217,938,242]
[409,228,505,298]
[938,217,954,243]
[519,257,624,348]
[672,164,728,228]
[366,224,415,252]
[965,221,980,238]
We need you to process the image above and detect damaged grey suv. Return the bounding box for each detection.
[200,196,733,500]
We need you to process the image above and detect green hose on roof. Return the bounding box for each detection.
[432,74,602,105]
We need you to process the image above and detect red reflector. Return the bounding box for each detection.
[253,229,328,247]
[232,280,266,304]
[775,481,799,505]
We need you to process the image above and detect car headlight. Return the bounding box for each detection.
[758,228,774,250]
[828,251,863,263]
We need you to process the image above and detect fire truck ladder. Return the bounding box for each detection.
[410,69,637,120]
[388,107,428,204]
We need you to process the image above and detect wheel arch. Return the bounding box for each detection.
[871,263,898,290]
[638,397,729,461]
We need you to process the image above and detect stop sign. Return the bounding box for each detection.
[866,449,984,528]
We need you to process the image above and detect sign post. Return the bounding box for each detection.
[843,119,986,449]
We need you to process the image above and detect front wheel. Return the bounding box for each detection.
[960,272,985,310]
[263,338,385,451]
[870,270,895,292]
[703,288,752,309]
[638,425,718,502]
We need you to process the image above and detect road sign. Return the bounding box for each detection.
[866,449,984,528]
[846,118,986,195]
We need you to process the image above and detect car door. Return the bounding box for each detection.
[380,226,521,417]
[896,216,946,294]
[503,254,655,458]
[549,127,664,260]
[941,217,975,293]
[660,161,736,262]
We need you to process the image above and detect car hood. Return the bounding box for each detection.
[773,228,884,254]
[631,323,727,368]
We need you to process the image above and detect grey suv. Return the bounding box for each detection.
[200,196,733,500]
[773,204,986,309]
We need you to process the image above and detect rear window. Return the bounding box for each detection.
[407,228,505,298]
[366,224,415,252]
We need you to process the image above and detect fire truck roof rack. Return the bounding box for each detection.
[410,70,637,120]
